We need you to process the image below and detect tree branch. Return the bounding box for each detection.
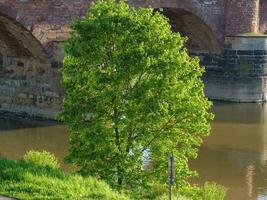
[141,117,180,153]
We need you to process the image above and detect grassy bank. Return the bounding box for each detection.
[0,155,129,200]
[0,151,227,200]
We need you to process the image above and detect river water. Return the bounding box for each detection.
[0,102,267,200]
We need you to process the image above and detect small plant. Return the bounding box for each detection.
[22,150,60,169]
[265,30,267,34]
[202,182,227,200]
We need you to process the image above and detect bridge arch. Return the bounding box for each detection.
[128,0,223,52]
[0,12,48,62]
[0,10,61,118]
[160,8,222,53]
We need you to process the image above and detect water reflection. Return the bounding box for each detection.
[190,102,267,200]
[0,103,267,200]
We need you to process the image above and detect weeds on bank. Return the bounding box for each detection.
[0,151,227,200]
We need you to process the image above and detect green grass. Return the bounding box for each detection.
[202,182,227,200]
[133,181,227,200]
[22,150,60,169]
[0,156,129,200]
[0,152,227,200]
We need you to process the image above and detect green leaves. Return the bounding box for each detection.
[60,0,213,194]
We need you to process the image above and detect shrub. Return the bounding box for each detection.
[202,182,227,200]
[22,150,60,169]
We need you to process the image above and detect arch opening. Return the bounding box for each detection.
[160,8,222,54]
[0,12,62,118]
[0,12,48,62]
[0,12,52,79]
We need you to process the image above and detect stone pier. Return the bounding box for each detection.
[204,35,267,102]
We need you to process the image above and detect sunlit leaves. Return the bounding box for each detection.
[59,0,213,193]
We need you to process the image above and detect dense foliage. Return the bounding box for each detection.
[0,152,129,200]
[60,0,212,193]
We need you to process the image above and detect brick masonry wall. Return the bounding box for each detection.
[0,0,90,57]
[225,0,260,35]
[0,0,227,55]
[0,0,266,53]
[128,0,226,44]
[259,0,267,33]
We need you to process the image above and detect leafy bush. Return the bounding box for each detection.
[22,150,60,169]
[0,154,129,200]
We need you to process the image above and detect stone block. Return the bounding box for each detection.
[237,50,254,56]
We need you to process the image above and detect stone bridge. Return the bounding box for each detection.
[0,0,266,118]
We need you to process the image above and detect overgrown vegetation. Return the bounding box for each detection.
[0,151,227,199]
[60,0,213,195]
[202,182,227,200]
[22,150,60,169]
[135,181,227,200]
[0,152,129,200]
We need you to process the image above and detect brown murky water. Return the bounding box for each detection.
[0,102,267,200]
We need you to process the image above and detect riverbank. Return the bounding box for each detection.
[0,151,227,200]
[0,154,130,200]
[0,110,60,127]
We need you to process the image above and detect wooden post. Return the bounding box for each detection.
[169,156,174,200]
[169,184,173,200]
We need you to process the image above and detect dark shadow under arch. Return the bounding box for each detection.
[160,8,222,53]
[0,12,49,61]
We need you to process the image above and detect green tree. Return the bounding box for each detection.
[60,0,212,192]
